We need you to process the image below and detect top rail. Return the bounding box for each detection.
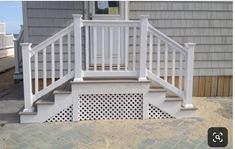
[31,23,74,54]
[148,24,187,54]
[82,20,140,27]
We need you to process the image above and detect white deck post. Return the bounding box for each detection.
[21,43,34,112]
[139,15,148,81]
[73,14,83,82]
[183,43,196,108]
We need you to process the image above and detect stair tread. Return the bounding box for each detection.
[149,87,166,92]
[19,111,37,115]
[72,79,150,84]
[180,106,198,111]
[53,90,71,94]
[36,100,54,105]
[165,97,182,102]
[34,80,72,105]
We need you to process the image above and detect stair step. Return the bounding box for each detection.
[165,97,182,102]
[36,100,54,105]
[180,106,198,111]
[149,87,166,92]
[72,79,150,84]
[19,111,37,115]
[53,90,71,94]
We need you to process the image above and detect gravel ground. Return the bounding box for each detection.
[0,81,232,149]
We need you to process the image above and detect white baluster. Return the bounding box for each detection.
[172,48,175,86]
[149,32,153,72]
[164,43,168,81]
[85,26,89,71]
[157,38,160,76]
[43,47,47,89]
[132,27,136,71]
[21,43,34,112]
[68,32,71,73]
[125,26,129,71]
[51,43,55,83]
[93,26,97,71]
[117,27,121,71]
[59,37,63,78]
[102,27,105,71]
[34,53,38,94]
[110,27,113,71]
[179,52,183,90]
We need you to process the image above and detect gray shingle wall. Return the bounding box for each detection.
[129,1,233,76]
[25,1,232,77]
[26,1,84,46]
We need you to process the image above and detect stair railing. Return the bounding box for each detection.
[146,18,196,108]
[21,14,195,112]
[21,23,74,112]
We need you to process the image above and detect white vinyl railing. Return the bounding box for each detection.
[21,14,195,112]
[21,24,74,112]
[147,23,195,108]
[73,14,142,80]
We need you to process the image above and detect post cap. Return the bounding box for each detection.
[184,42,196,47]
[20,43,32,47]
[139,15,149,19]
[72,14,83,18]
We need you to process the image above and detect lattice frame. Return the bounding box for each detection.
[149,104,174,119]
[78,93,143,121]
[45,105,73,122]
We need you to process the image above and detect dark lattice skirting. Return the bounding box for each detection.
[45,105,73,122]
[78,93,143,121]
[149,104,174,119]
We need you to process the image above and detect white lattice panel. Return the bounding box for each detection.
[78,93,143,121]
[45,105,73,122]
[149,104,174,119]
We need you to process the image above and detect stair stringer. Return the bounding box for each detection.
[20,92,72,123]
[143,88,185,119]
[143,89,169,119]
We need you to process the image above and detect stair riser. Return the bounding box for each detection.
[54,93,71,103]
[144,92,166,106]
[20,94,72,123]
[38,94,72,120]
[20,115,41,123]
[175,110,197,118]
[158,101,181,115]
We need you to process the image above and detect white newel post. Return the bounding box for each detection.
[139,15,148,81]
[73,14,83,82]
[184,43,196,108]
[21,43,34,112]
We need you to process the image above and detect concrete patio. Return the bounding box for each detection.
[0,81,233,149]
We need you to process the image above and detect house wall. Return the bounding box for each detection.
[23,1,84,79]
[129,1,233,97]
[23,1,232,97]
[129,1,233,76]
[24,1,84,46]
